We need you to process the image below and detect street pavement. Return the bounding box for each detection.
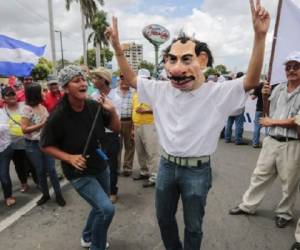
[0,136,299,250]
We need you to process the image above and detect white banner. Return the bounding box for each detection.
[270,0,300,85]
[244,97,257,132]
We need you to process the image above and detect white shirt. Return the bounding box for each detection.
[137,77,248,156]
[91,88,121,132]
[0,109,11,152]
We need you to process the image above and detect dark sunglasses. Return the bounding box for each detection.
[4,92,16,97]
[285,63,300,72]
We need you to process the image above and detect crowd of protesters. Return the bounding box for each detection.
[1,1,300,249]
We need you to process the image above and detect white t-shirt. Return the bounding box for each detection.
[137,77,248,157]
[0,109,11,152]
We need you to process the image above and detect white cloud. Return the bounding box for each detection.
[1,0,300,73]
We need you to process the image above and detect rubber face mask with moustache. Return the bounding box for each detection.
[164,40,208,91]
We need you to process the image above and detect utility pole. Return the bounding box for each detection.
[47,0,57,75]
[80,9,88,65]
[55,30,64,69]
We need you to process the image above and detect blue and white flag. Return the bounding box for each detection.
[0,34,45,77]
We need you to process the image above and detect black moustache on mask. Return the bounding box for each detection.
[168,75,195,82]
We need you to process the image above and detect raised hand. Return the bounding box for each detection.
[97,93,116,113]
[105,16,122,52]
[249,0,270,36]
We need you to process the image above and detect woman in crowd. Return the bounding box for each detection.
[40,65,120,250]
[21,82,65,206]
[0,89,15,207]
[2,86,38,193]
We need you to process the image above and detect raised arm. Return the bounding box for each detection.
[105,17,137,88]
[244,0,270,92]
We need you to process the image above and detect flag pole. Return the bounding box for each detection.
[263,0,283,117]
[267,0,283,82]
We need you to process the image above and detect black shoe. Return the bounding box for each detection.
[229,206,251,215]
[55,194,66,207]
[37,195,50,206]
[275,216,292,228]
[143,180,155,188]
[133,174,149,181]
[122,170,132,177]
[290,242,300,250]
[235,141,248,145]
[252,144,261,148]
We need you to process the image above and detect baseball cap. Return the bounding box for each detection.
[284,51,300,64]
[47,74,59,85]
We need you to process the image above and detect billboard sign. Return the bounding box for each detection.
[143,24,170,46]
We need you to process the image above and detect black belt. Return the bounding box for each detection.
[121,117,132,121]
[270,135,298,142]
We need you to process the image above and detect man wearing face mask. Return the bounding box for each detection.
[105,1,270,249]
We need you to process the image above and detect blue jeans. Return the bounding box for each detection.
[25,140,61,196]
[102,133,120,195]
[0,145,13,199]
[252,111,262,146]
[225,113,245,144]
[70,167,115,250]
[155,157,212,250]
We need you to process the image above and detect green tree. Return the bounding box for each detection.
[138,60,155,76]
[79,48,113,68]
[65,0,105,64]
[38,57,53,72]
[88,10,109,67]
[204,67,218,79]
[215,64,228,74]
[31,64,50,81]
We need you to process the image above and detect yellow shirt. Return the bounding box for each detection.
[132,92,154,125]
[8,112,23,136]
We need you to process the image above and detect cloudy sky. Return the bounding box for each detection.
[1,0,300,72]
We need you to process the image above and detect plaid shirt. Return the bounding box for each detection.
[117,87,133,118]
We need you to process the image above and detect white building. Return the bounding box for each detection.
[122,43,143,73]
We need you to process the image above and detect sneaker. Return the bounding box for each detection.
[36,195,50,206]
[81,237,91,248]
[87,242,109,249]
[55,194,66,207]
[291,242,300,250]
[143,180,155,188]
[122,170,132,177]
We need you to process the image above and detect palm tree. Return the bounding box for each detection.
[65,0,104,65]
[88,10,109,67]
